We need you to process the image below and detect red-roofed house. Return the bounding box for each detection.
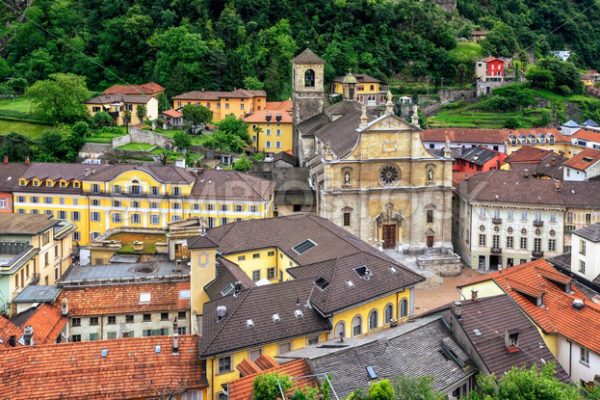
[476,57,505,82]
[420,128,506,153]
[1,303,67,347]
[458,259,600,385]
[0,335,206,400]
[161,108,184,128]
[58,281,191,342]
[228,357,318,400]
[563,148,600,181]
[102,82,165,98]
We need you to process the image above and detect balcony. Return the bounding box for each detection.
[532,250,544,258]
[533,220,544,227]
[492,217,502,225]
[491,247,502,255]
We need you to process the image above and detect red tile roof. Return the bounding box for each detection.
[102,82,165,96]
[572,129,600,142]
[265,100,293,112]
[0,335,205,400]
[228,358,317,400]
[420,128,505,144]
[504,145,554,163]
[564,148,600,171]
[58,281,190,316]
[162,108,183,118]
[23,304,67,345]
[459,259,600,353]
[243,109,292,124]
[0,316,21,348]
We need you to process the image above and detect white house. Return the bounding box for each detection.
[563,148,600,181]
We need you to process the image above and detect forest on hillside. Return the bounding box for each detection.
[0,0,599,100]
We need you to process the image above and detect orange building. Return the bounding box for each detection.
[171,89,267,122]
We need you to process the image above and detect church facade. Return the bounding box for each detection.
[293,49,454,253]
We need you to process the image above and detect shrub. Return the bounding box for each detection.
[92,111,114,128]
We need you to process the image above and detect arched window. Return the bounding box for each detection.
[304,69,315,88]
[352,315,362,336]
[130,179,141,195]
[334,321,345,339]
[400,298,409,318]
[368,310,378,330]
[384,304,393,323]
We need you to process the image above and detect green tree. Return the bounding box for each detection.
[368,379,395,400]
[252,373,292,400]
[232,155,253,171]
[0,57,11,80]
[136,104,147,123]
[39,129,68,161]
[392,376,443,400]
[243,76,264,90]
[26,73,91,123]
[92,111,114,128]
[122,109,132,129]
[173,131,192,152]
[481,22,519,57]
[526,68,555,90]
[182,104,213,133]
[537,58,583,94]
[1,133,32,161]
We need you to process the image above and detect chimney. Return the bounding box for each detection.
[3,155,7,164]
[8,335,16,347]
[523,168,529,178]
[505,329,520,352]
[24,157,30,166]
[452,301,462,319]
[23,326,33,346]
[573,298,585,310]
[172,332,180,354]
[61,299,69,316]
[554,180,561,191]
[471,290,478,301]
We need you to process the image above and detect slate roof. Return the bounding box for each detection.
[0,214,57,235]
[287,252,424,315]
[574,223,600,242]
[459,259,600,354]
[85,164,196,184]
[564,148,600,171]
[191,169,275,201]
[458,147,499,166]
[291,49,325,64]
[248,166,314,206]
[204,256,256,301]
[228,358,317,400]
[172,89,266,101]
[22,162,107,181]
[0,335,206,399]
[456,169,600,208]
[200,278,331,357]
[84,94,152,104]
[12,285,62,304]
[0,162,29,191]
[454,295,570,381]
[584,119,599,127]
[58,281,190,316]
[60,262,190,286]
[102,82,164,96]
[283,317,475,399]
[333,73,383,84]
[421,128,506,144]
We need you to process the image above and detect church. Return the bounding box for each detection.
[292,49,455,254]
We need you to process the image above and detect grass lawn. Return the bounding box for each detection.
[117,142,156,152]
[449,42,483,63]
[108,232,166,254]
[0,120,52,139]
[85,127,127,144]
[0,97,34,113]
[156,128,207,146]
[428,108,548,129]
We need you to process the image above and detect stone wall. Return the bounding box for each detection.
[112,127,173,149]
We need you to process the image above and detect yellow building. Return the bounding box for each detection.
[0,213,75,312]
[244,100,293,154]
[187,215,424,400]
[332,73,388,106]
[171,89,267,122]
[9,163,275,246]
[85,94,159,126]
[502,128,578,157]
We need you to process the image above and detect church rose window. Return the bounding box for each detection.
[380,165,400,186]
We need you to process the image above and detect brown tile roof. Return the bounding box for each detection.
[19,304,67,345]
[265,100,293,112]
[288,252,424,315]
[172,89,266,101]
[564,148,600,171]
[58,281,190,316]
[456,169,600,208]
[421,128,505,144]
[455,295,569,381]
[0,335,206,399]
[204,257,255,301]
[0,162,29,191]
[333,73,383,84]
[505,146,555,164]
[162,108,183,118]
[22,162,103,181]
[191,170,275,201]
[0,214,57,235]
[102,82,165,96]
[84,94,152,104]
[200,278,331,357]
[243,109,292,124]
[229,358,317,400]
[291,48,325,64]
[459,259,600,354]
[85,164,196,184]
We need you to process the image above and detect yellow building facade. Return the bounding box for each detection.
[85,95,159,126]
[331,73,388,105]
[11,164,275,246]
[244,110,293,154]
[172,89,267,122]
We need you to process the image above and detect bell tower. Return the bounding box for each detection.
[291,48,325,126]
